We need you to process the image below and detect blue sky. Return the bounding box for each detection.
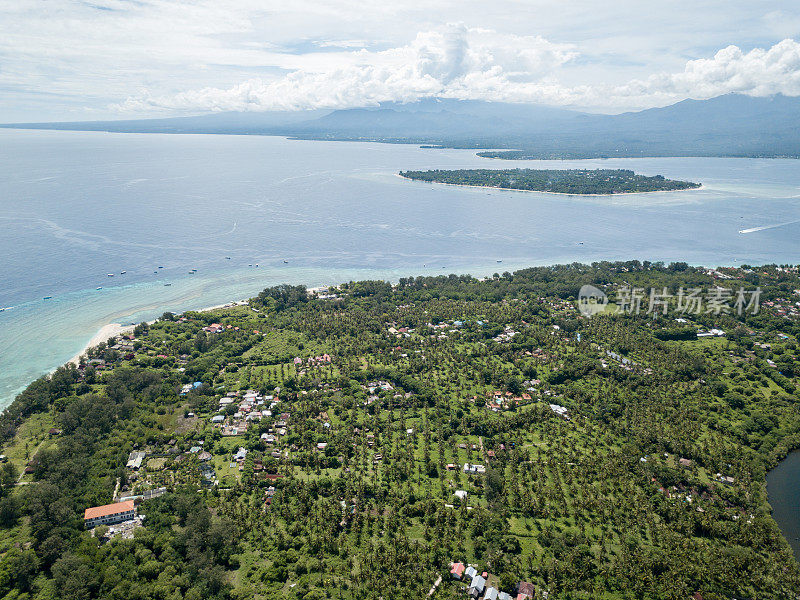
[1,0,800,121]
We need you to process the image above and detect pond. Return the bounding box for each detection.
[767,449,800,558]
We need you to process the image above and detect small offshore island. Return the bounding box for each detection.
[400,168,701,195]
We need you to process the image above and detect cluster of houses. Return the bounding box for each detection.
[189,444,213,461]
[429,320,465,340]
[386,318,471,340]
[646,454,740,511]
[450,563,537,600]
[310,286,339,300]
[484,390,532,411]
[212,390,281,435]
[540,297,575,315]
[705,268,734,280]
[762,297,800,320]
[365,381,394,394]
[202,322,264,335]
[463,463,486,474]
[293,354,332,366]
[523,348,550,362]
[230,446,285,478]
[78,357,109,374]
[603,349,636,368]
[493,326,518,343]
[108,337,136,360]
[387,325,414,338]
[362,381,394,405]
[714,267,800,320]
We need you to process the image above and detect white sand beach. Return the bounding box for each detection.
[67,323,136,366]
[63,299,248,370]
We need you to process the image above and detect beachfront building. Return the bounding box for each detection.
[84,500,135,529]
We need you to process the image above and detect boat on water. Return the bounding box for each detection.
[164,283,172,286]
[43,296,52,300]
[107,273,114,277]
[225,256,231,260]
[283,260,288,264]
[497,260,502,263]
[158,266,164,269]
[120,271,126,274]
[96,287,102,290]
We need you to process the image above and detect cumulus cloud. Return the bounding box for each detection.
[113,24,578,112]
[6,0,800,120]
[610,38,800,104]
[114,33,800,113]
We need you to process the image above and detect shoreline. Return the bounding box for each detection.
[395,173,705,197]
[66,323,136,367]
[64,299,253,369]
[11,252,749,407]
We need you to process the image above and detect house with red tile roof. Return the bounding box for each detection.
[84,500,135,529]
[450,562,465,579]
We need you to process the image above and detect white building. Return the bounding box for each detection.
[84,500,135,529]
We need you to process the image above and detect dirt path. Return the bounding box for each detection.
[16,437,48,484]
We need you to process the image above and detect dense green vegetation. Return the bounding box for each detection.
[1,261,800,599]
[399,169,701,195]
[477,151,602,161]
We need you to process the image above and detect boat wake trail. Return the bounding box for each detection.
[739,219,800,234]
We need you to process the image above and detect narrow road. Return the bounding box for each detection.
[427,575,442,596]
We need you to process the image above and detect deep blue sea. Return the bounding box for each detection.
[2,128,800,409]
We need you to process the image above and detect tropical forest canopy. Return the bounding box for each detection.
[0,261,799,599]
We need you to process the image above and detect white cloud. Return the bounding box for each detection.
[519,38,800,109]
[113,24,578,112]
[670,39,800,96]
[3,1,800,119]
[114,28,800,114]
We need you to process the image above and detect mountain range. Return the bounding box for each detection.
[4,94,800,158]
